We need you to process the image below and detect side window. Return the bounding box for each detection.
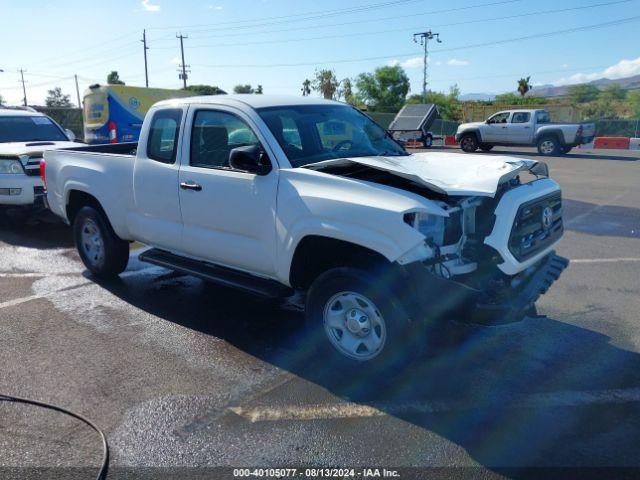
[147,109,182,164]
[511,112,531,124]
[190,110,260,169]
[488,112,510,124]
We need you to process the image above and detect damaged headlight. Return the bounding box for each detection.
[404,212,445,246]
[0,160,24,174]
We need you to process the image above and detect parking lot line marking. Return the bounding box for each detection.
[229,387,640,423]
[570,258,640,264]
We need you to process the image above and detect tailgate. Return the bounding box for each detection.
[580,122,596,139]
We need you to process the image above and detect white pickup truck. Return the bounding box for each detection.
[44,95,568,367]
[0,108,78,212]
[455,109,596,156]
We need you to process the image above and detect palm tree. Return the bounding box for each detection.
[517,76,532,97]
[301,79,311,96]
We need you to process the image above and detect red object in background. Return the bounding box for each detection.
[404,139,422,148]
[108,121,118,143]
[594,137,630,150]
[444,135,458,146]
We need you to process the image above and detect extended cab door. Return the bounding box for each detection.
[483,111,510,142]
[505,111,534,144]
[177,106,279,277]
[129,107,186,251]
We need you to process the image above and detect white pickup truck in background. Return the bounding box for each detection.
[455,109,596,156]
[43,95,568,368]
[0,108,78,212]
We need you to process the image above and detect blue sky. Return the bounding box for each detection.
[0,0,639,105]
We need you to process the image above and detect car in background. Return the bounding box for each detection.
[455,109,596,156]
[0,107,78,211]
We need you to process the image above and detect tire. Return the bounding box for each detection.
[479,144,493,152]
[305,266,420,371]
[537,136,560,156]
[422,134,433,148]
[73,206,129,279]
[460,133,479,153]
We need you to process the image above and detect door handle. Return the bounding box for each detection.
[180,181,202,191]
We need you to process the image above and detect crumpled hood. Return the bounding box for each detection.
[0,141,78,158]
[319,152,538,197]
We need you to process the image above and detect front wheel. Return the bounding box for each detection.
[422,134,433,148]
[305,267,420,370]
[460,134,479,153]
[73,206,129,279]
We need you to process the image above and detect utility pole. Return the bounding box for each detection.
[413,30,442,103]
[176,33,189,89]
[141,29,149,87]
[18,69,27,106]
[74,74,82,109]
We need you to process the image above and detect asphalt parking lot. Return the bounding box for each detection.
[1,146,639,479]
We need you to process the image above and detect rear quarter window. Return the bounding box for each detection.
[147,109,183,164]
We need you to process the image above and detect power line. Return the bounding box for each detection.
[151,0,631,49]
[191,15,640,69]
[147,0,424,31]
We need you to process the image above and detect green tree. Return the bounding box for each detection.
[628,90,640,119]
[567,83,600,104]
[107,71,125,85]
[406,84,462,121]
[312,69,340,100]
[0,93,4,106]
[493,92,548,105]
[599,83,627,102]
[184,84,226,95]
[341,78,356,104]
[255,85,263,94]
[355,65,409,111]
[517,76,532,97]
[233,84,255,94]
[45,87,72,108]
[301,79,311,96]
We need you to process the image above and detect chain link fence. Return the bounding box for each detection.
[592,119,640,138]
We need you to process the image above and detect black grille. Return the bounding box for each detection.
[24,158,43,176]
[509,193,563,261]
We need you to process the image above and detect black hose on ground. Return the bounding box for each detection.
[0,393,109,480]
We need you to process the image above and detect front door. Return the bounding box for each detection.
[178,107,279,277]
[483,111,510,142]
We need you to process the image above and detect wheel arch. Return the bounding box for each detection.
[289,235,392,290]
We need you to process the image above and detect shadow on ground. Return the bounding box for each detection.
[0,210,73,249]
[99,270,640,475]
[563,198,640,238]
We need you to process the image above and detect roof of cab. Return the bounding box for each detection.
[0,108,45,117]
[154,94,343,109]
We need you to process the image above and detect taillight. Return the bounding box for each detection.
[39,160,47,190]
[108,121,118,143]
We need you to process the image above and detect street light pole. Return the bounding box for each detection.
[413,30,442,104]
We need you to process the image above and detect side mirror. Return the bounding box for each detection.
[65,129,76,141]
[229,145,272,175]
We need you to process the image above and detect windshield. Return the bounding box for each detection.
[256,104,407,167]
[0,115,68,143]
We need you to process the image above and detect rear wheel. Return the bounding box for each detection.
[479,144,493,152]
[73,206,129,279]
[306,267,420,370]
[537,136,560,156]
[460,133,479,153]
[422,133,433,148]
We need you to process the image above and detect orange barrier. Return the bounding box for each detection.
[594,137,631,150]
[404,139,423,148]
[444,135,458,146]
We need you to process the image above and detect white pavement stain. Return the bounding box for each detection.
[229,387,640,423]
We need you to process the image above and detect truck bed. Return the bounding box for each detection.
[60,142,138,156]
